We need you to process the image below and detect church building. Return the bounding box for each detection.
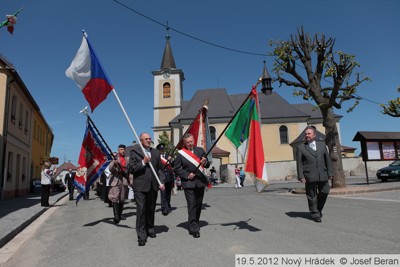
[152,36,342,169]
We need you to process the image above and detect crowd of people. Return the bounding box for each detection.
[40,125,334,246]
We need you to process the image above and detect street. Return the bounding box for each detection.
[2,183,400,267]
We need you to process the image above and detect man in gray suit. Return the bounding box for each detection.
[128,133,165,246]
[296,126,334,223]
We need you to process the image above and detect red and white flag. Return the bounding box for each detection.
[179,104,213,163]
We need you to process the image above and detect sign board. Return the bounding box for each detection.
[366,142,380,160]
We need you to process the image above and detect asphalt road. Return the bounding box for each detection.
[2,184,399,267]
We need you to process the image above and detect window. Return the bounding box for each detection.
[19,104,23,129]
[7,152,13,182]
[24,111,29,134]
[163,82,171,98]
[33,120,36,139]
[210,126,216,144]
[39,127,42,143]
[279,125,288,144]
[11,96,17,123]
[22,157,27,182]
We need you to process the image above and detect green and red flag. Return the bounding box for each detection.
[0,8,23,34]
[225,87,268,192]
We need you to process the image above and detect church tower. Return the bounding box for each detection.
[152,33,184,145]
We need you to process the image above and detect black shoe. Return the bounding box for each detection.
[138,240,146,246]
[313,217,322,223]
[193,232,200,238]
[162,210,169,216]
[148,233,156,238]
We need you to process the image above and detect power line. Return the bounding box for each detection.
[111,0,383,107]
[111,0,268,57]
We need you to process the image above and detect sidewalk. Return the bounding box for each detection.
[290,176,400,195]
[1,177,400,249]
[0,190,68,248]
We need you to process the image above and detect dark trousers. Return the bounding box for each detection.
[68,185,74,200]
[134,189,158,241]
[161,181,173,212]
[184,186,205,233]
[83,190,89,200]
[305,181,330,218]
[41,184,51,206]
[104,186,112,206]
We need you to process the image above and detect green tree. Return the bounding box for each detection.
[381,87,400,117]
[270,27,369,188]
[157,131,172,154]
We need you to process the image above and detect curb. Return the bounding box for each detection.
[291,186,400,195]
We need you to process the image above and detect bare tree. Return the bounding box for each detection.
[270,27,369,188]
[381,87,400,117]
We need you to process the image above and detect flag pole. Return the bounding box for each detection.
[196,78,263,169]
[110,89,163,186]
[79,31,161,186]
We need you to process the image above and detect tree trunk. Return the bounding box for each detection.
[321,107,346,188]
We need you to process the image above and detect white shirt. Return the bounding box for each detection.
[309,141,317,151]
[41,168,54,185]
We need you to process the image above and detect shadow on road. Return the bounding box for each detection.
[285,211,312,221]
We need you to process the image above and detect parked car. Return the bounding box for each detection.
[376,160,400,182]
[52,179,66,192]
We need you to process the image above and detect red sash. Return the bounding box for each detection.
[161,155,173,171]
[178,148,204,171]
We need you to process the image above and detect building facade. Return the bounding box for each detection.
[152,37,342,170]
[0,55,54,200]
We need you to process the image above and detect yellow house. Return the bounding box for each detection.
[152,36,342,171]
[31,109,54,180]
[0,55,54,200]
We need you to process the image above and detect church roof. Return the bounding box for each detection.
[171,88,235,124]
[290,128,326,147]
[54,161,78,177]
[160,36,176,70]
[170,89,332,125]
[211,146,230,157]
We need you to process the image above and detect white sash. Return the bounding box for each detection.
[178,148,204,171]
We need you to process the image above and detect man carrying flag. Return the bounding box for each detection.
[225,87,268,192]
[74,121,112,204]
[173,133,210,238]
[175,103,213,188]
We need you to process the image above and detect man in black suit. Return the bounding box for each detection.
[128,133,165,246]
[173,133,210,238]
[157,143,175,216]
[296,126,334,223]
[64,169,75,200]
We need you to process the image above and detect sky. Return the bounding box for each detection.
[1,0,399,165]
